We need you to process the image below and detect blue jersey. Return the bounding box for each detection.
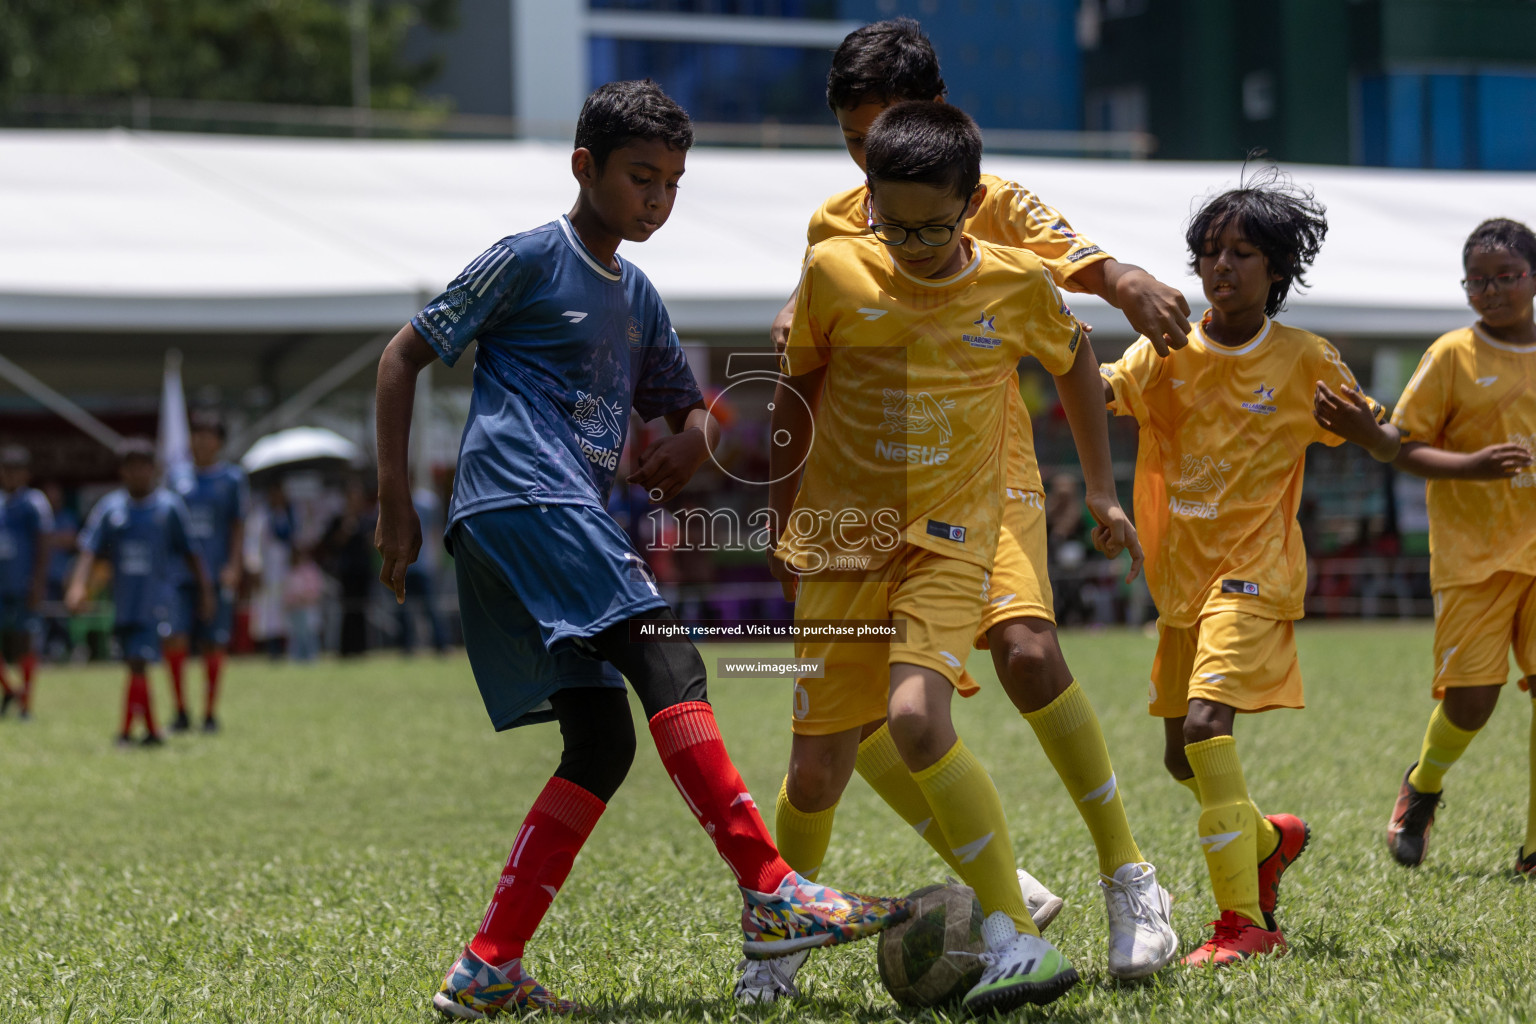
[175,462,248,579]
[412,216,701,533]
[78,488,193,626]
[0,487,53,599]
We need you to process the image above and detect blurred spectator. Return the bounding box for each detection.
[245,480,294,658]
[283,546,324,662]
[1044,471,1091,624]
[41,480,78,660]
[321,480,376,657]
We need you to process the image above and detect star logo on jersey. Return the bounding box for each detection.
[562,310,589,324]
[1242,383,1277,415]
[858,307,888,320]
[972,312,997,335]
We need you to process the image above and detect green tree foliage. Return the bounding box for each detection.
[0,0,456,109]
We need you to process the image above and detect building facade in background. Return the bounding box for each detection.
[1081,0,1536,169]
[411,0,1084,132]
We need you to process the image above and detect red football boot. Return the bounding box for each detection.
[1180,910,1286,967]
[1257,814,1310,916]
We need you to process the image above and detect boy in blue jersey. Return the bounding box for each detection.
[67,440,214,746]
[164,411,248,732]
[0,444,52,719]
[373,80,908,1018]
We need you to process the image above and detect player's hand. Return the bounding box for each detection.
[1312,381,1383,444]
[1467,442,1534,479]
[1116,270,1191,357]
[1086,494,1143,583]
[631,428,709,503]
[374,490,421,605]
[64,581,86,615]
[765,544,798,602]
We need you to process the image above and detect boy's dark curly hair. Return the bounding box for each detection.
[826,18,946,112]
[865,101,981,201]
[574,80,693,170]
[1186,164,1328,317]
[1463,218,1536,270]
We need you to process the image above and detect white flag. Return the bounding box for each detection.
[158,348,193,494]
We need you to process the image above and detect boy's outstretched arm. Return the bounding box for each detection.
[1071,259,1192,357]
[1311,381,1402,462]
[1394,440,1533,479]
[1053,338,1143,581]
[64,553,97,614]
[629,402,720,502]
[375,324,438,603]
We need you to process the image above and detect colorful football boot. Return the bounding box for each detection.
[1181,910,1286,967]
[1516,846,1536,878]
[1257,814,1310,915]
[1387,763,1441,867]
[740,871,909,960]
[432,946,580,1019]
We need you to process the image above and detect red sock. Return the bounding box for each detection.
[131,672,158,735]
[120,673,137,736]
[20,653,36,712]
[204,651,223,718]
[648,701,792,894]
[468,777,605,966]
[165,648,187,714]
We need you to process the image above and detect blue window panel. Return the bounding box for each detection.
[1427,74,1468,169]
[1357,74,1388,166]
[1476,73,1536,170]
[1386,73,1424,168]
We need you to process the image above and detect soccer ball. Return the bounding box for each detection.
[877,882,986,1007]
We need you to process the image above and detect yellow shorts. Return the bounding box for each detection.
[791,546,987,735]
[1149,611,1303,718]
[1431,572,1536,696]
[975,489,1054,647]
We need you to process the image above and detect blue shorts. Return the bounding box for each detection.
[116,622,167,663]
[171,583,235,647]
[452,504,669,731]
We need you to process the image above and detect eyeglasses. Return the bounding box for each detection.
[868,204,969,247]
[1461,271,1531,295]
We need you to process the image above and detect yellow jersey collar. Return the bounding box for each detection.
[1196,312,1273,356]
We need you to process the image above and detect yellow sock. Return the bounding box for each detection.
[774,777,837,882]
[855,723,965,875]
[1177,775,1202,801]
[1186,736,1265,927]
[911,738,1037,936]
[1023,680,1143,875]
[1526,694,1536,857]
[1408,703,1480,794]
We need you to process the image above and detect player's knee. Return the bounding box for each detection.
[1181,705,1229,745]
[991,622,1071,711]
[551,690,636,803]
[885,704,949,768]
[786,751,845,810]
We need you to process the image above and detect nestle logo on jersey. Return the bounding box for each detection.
[874,440,950,465]
[1168,497,1219,519]
[578,436,619,471]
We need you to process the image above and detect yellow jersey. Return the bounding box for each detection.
[806,174,1110,494]
[781,234,1083,574]
[1391,325,1536,589]
[1104,316,1380,628]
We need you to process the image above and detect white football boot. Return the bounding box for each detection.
[960,910,1079,1013]
[1100,861,1178,979]
[1018,867,1065,931]
[732,949,808,1004]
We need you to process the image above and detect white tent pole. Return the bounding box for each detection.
[230,331,392,455]
[0,351,124,450]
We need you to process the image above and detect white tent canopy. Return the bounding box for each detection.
[1,129,1532,340]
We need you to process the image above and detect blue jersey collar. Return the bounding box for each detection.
[558,216,623,283]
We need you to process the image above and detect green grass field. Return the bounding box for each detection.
[2,623,1534,1023]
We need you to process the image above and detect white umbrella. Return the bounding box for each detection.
[240,426,362,475]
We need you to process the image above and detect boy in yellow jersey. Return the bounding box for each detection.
[740,20,1182,1002]
[763,101,1146,1014]
[1102,172,1401,965]
[1354,218,1536,875]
